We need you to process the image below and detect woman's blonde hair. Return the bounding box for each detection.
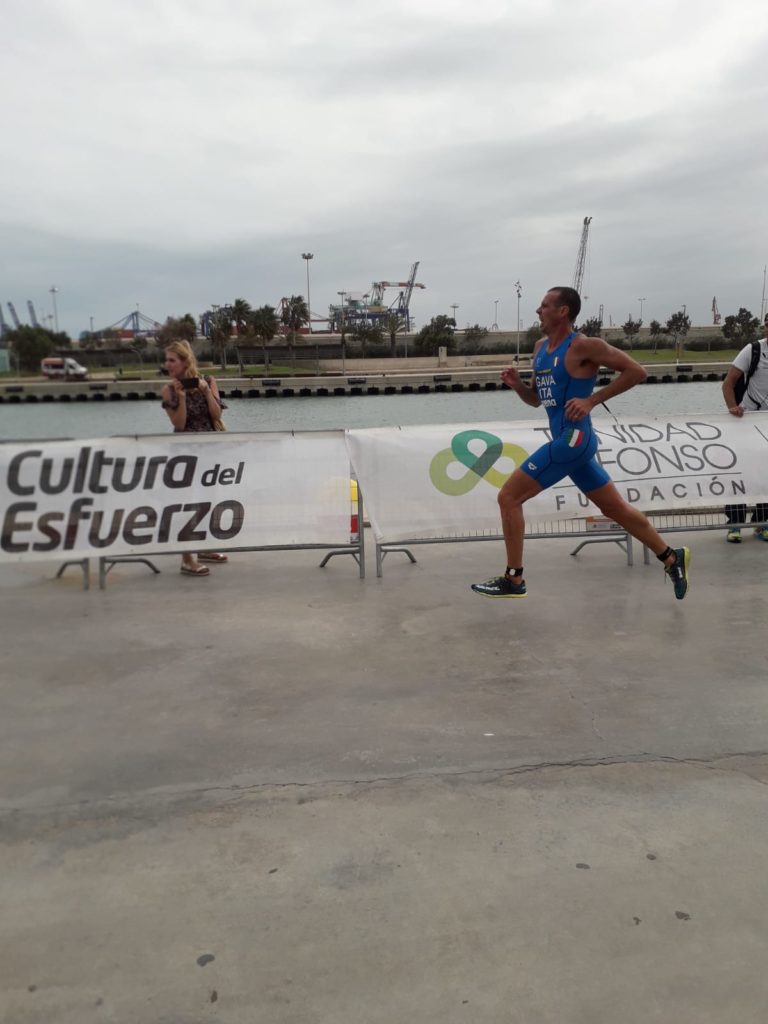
[165,339,200,378]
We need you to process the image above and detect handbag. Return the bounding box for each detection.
[205,375,227,430]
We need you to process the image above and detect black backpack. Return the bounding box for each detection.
[734,340,762,405]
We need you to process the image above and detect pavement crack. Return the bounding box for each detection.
[3,750,768,829]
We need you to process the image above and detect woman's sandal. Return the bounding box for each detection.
[181,564,210,576]
[198,553,229,563]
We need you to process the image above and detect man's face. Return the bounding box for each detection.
[536,290,569,332]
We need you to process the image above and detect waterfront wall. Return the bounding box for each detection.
[0,363,731,404]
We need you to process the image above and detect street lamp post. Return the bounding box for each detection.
[337,291,346,375]
[492,299,499,331]
[301,253,313,335]
[638,297,646,321]
[49,286,59,333]
[515,280,522,362]
[450,304,459,324]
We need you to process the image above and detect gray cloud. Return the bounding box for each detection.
[1,0,766,336]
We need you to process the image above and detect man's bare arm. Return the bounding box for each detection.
[562,337,646,420]
[722,366,744,417]
[500,340,543,407]
[501,366,540,407]
[579,337,647,404]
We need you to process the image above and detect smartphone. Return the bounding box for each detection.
[181,377,199,389]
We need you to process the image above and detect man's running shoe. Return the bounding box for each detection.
[664,547,691,600]
[471,574,527,598]
[754,527,768,541]
[726,528,742,543]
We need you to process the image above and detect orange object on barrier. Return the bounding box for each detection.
[350,478,359,541]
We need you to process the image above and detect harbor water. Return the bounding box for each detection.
[0,382,726,441]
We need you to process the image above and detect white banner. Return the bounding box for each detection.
[346,415,768,542]
[0,431,352,562]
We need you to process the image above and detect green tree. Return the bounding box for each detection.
[231,298,253,337]
[622,315,642,350]
[350,321,383,358]
[580,316,603,338]
[280,295,309,369]
[665,310,691,360]
[250,304,280,366]
[156,314,196,347]
[463,324,489,343]
[384,311,405,357]
[209,309,233,371]
[649,319,665,353]
[6,325,56,372]
[721,307,760,348]
[413,315,456,356]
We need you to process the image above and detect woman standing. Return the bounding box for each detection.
[160,339,229,576]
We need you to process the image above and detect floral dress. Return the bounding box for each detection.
[162,376,226,432]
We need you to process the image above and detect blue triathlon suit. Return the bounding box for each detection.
[521,331,611,493]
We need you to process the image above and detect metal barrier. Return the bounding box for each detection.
[56,483,366,590]
[375,519,633,577]
[375,507,768,577]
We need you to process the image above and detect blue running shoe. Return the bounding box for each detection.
[471,575,527,598]
[664,547,690,600]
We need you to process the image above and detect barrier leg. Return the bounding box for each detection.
[99,556,161,589]
[318,485,366,577]
[56,559,90,590]
[570,535,630,560]
[377,545,418,577]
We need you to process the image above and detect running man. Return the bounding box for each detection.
[471,286,690,600]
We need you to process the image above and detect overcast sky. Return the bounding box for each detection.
[2,0,766,338]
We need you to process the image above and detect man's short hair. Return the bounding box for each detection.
[550,286,582,321]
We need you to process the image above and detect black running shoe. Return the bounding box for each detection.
[664,546,690,600]
[471,575,527,598]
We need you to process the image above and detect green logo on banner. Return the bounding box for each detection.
[429,429,529,495]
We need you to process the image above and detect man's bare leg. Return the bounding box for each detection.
[585,481,674,563]
[586,480,691,599]
[471,469,544,597]
[498,469,546,579]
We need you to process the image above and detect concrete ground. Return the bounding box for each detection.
[1,530,767,1023]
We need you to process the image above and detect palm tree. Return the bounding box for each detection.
[250,305,280,367]
[384,311,404,358]
[156,314,197,347]
[351,322,383,359]
[280,295,309,369]
[209,309,233,371]
[231,298,252,337]
[649,319,664,354]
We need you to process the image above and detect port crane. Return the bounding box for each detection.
[572,216,592,296]
[711,297,721,325]
[107,309,162,335]
[329,262,425,332]
[27,301,40,328]
[7,302,22,329]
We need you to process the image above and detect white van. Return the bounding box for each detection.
[41,356,89,380]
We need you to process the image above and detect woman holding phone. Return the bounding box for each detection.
[160,339,229,576]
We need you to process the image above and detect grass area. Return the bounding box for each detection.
[113,364,308,381]
[0,351,739,382]
[623,349,737,364]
